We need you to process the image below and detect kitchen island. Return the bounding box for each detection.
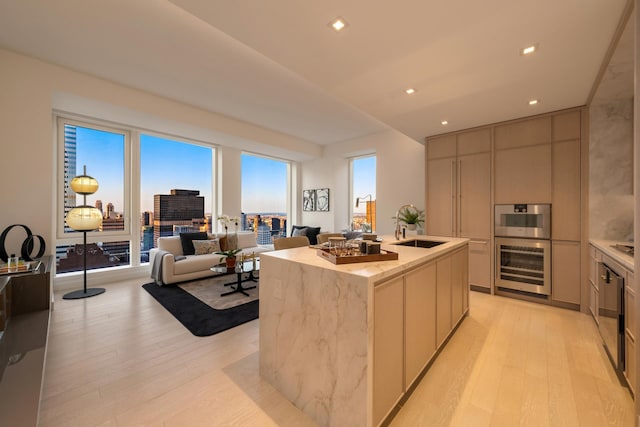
[259,235,469,427]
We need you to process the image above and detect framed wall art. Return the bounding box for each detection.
[303,189,316,211]
[315,188,329,212]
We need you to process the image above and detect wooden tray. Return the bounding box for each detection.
[316,248,398,265]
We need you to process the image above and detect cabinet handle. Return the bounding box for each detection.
[451,160,455,235]
[469,240,488,245]
[458,159,462,235]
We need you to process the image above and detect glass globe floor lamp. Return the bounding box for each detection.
[63,166,106,300]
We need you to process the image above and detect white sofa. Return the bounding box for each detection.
[149,232,273,285]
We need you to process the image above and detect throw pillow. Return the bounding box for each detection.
[179,232,208,256]
[292,227,308,237]
[291,225,321,245]
[193,239,221,255]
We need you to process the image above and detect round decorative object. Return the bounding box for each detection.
[66,206,103,231]
[21,233,46,261]
[70,174,99,195]
[0,224,47,262]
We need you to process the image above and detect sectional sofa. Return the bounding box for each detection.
[149,232,273,285]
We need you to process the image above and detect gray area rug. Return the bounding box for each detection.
[178,274,258,310]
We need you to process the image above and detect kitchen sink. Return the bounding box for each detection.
[392,239,445,248]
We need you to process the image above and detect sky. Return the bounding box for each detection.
[353,156,376,214]
[74,126,376,216]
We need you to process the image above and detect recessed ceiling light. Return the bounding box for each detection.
[329,17,348,32]
[529,99,539,105]
[520,44,538,56]
[441,120,449,126]
[405,88,416,95]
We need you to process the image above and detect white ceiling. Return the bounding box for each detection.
[0,0,630,146]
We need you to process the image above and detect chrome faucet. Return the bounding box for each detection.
[394,204,416,240]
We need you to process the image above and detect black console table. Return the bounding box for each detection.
[0,256,52,426]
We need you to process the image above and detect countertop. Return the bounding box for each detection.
[590,239,634,272]
[261,234,469,283]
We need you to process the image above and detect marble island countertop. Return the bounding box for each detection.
[590,238,634,272]
[260,234,469,283]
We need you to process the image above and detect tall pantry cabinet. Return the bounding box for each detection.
[425,108,585,308]
[426,129,492,291]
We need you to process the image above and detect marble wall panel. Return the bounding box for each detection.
[589,97,634,240]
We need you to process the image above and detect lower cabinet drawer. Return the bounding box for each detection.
[625,334,636,394]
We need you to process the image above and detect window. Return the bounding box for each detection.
[241,154,289,244]
[56,116,216,275]
[352,155,376,232]
[140,134,213,262]
[56,118,129,273]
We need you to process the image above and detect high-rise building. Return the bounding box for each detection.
[101,215,125,232]
[95,199,103,216]
[63,124,77,232]
[241,212,247,231]
[141,225,154,252]
[153,189,205,247]
[141,211,152,226]
[106,202,115,219]
[257,224,272,245]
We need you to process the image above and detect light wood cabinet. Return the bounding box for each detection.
[374,246,469,425]
[589,283,599,323]
[426,157,455,236]
[552,110,581,141]
[459,152,491,239]
[404,262,437,387]
[468,240,491,291]
[436,255,452,346]
[494,144,552,204]
[427,134,456,159]
[552,241,581,305]
[626,273,635,341]
[494,116,550,149]
[625,272,635,394]
[625,335,636,394]
[426,108,584,306]
[426,129,490,294]
[451,248,469,324]
[589,245,602,323]
[427,153,491,239]
[373,276,404,425]
[552,139,581,241]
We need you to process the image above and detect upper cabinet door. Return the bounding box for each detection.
[427,157,456,236]
[494,144,552,204]
[459,152,491,239]
[552,139,581,241]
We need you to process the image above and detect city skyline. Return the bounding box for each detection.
[73,126,376,218]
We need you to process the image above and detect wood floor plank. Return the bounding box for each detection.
[40,281,634,426]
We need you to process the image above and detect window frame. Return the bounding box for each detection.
[55,113,219,276]
[240,151,292,237]
[350,154,377,232]
[56,116,132,242]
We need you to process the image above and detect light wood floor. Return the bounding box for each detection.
[40,280,635,426]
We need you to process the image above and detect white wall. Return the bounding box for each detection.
[0,47,424,287]
[301,130,425,236]
[0,47,319,284]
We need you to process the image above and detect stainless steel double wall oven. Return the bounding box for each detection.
[495,204,551,295]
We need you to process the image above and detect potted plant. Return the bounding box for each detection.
[396,207,425,230]
[216,248,242,270]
